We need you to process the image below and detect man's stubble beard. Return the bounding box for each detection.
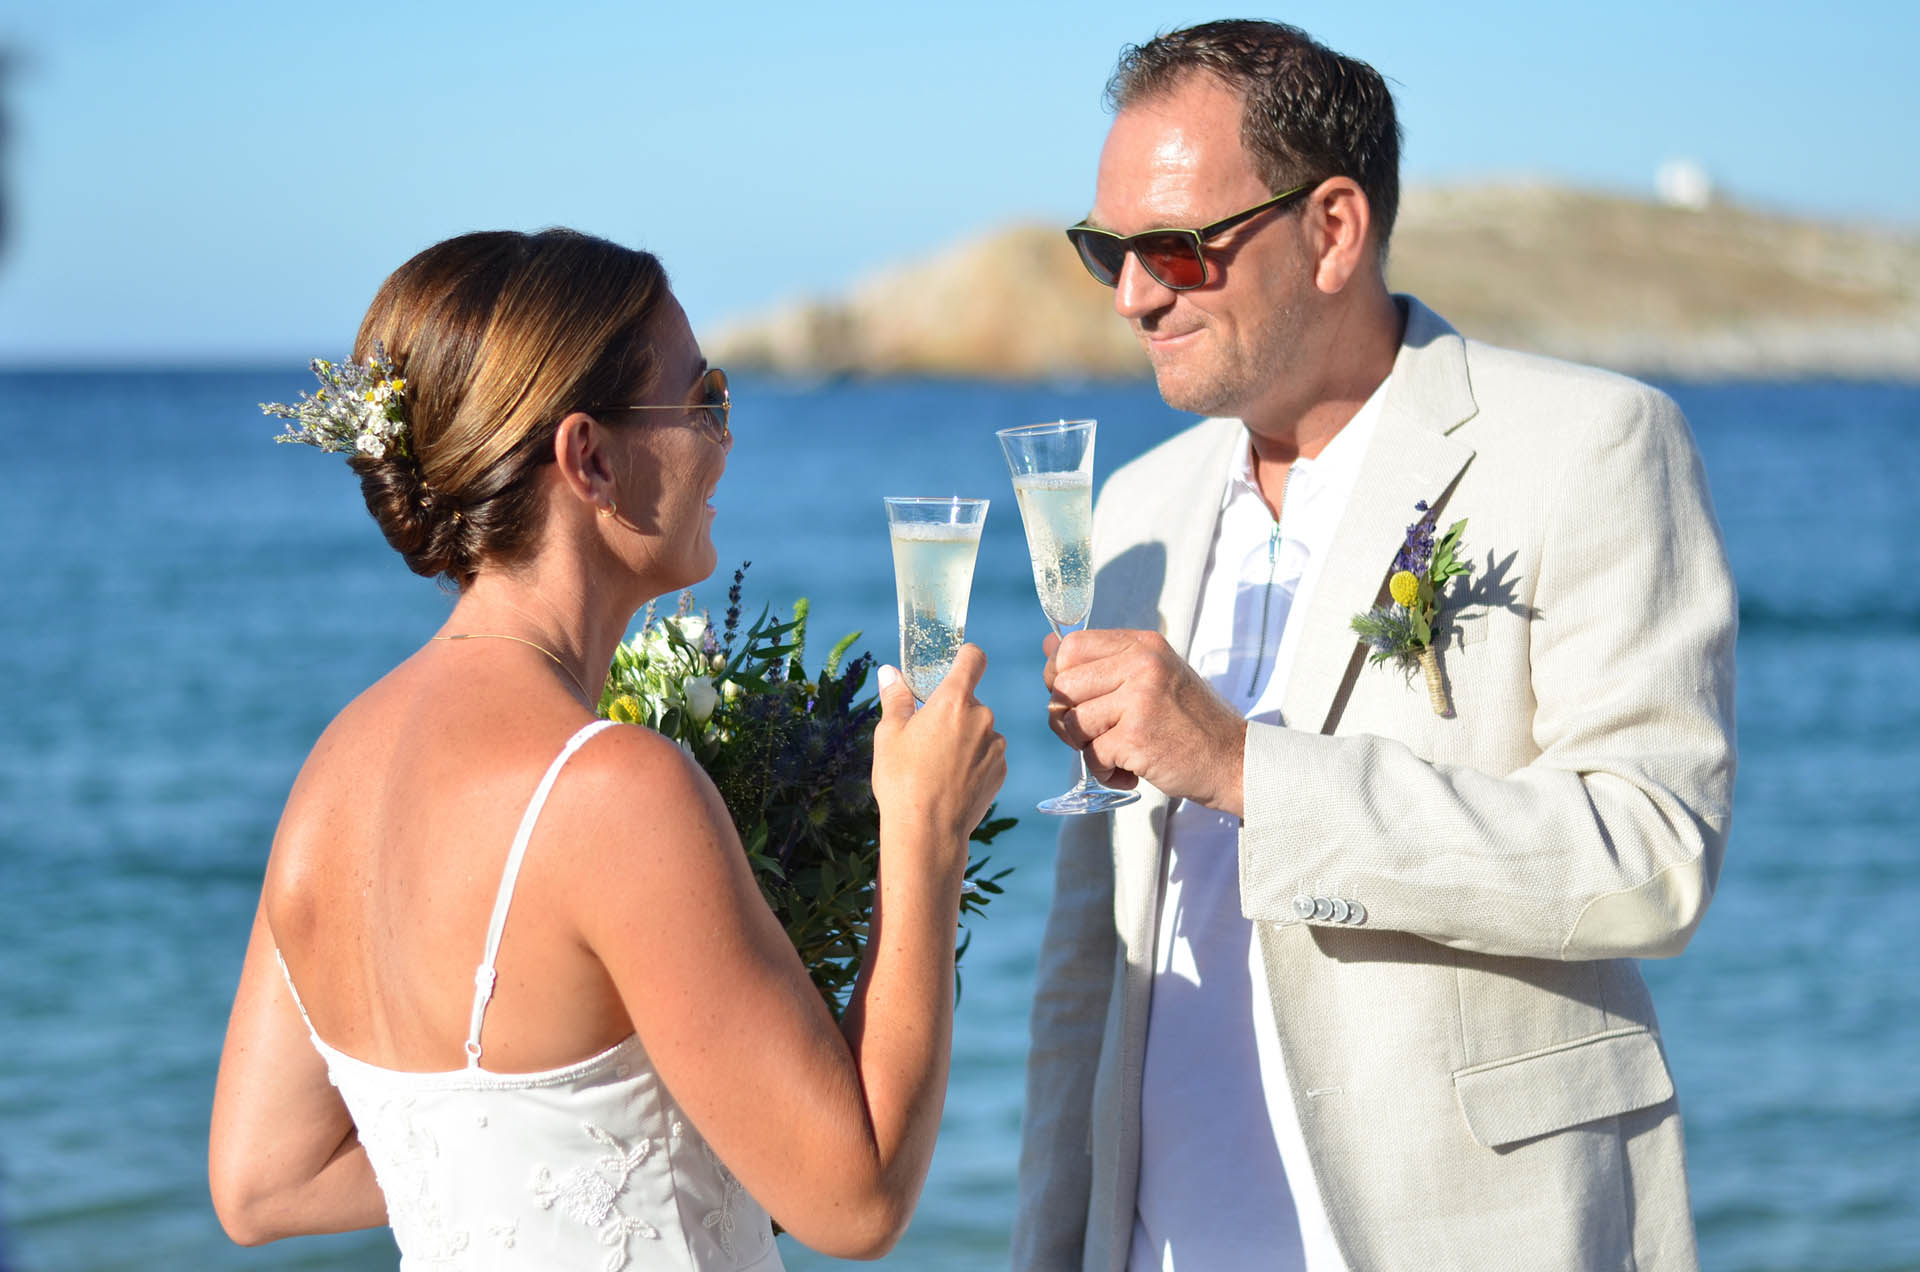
[1141,297,1307,422]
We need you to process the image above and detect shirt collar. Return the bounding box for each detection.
[1222,373,1392,513]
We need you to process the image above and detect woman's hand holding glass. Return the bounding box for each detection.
[871,646,1006,874]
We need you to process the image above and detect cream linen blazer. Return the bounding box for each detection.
[1013,298,1737,1272]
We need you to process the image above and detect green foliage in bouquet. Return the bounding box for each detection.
[600,565,1014,1017]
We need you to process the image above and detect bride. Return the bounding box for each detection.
[209,229,1006,1268]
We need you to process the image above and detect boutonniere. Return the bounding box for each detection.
[1351,501,1471,717]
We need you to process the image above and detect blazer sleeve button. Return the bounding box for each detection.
[1346,900,1367,925]
[1292,895,1316,920]
[1312,897,1334,921]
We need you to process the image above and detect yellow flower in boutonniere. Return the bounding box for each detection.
[1389,570,1420,608]
[1350,501,1472,717]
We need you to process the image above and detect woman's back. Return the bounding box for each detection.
[268,658,633,1075]
[270,682,782,1270]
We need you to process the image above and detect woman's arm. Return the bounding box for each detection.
[208,898,387,1245]
[564,648,1004,1259]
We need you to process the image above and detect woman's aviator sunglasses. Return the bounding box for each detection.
[1065,181,1316,291]
[585,366,731,444]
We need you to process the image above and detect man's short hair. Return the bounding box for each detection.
[1107,19,1403,249]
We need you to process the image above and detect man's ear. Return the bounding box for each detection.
[552,411,616,509]
[1308,177,1374,295]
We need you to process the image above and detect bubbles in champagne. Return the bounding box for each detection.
[889,522,983,701]
[1012,472,1094,627]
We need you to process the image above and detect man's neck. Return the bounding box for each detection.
[1245,289,1403,516]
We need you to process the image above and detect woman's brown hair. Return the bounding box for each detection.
[349,228,670,586]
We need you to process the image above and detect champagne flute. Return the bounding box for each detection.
[997,419,1141,814]
[884,497,989,702]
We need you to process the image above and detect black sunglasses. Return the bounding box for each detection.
[584,366,731,444]
[1066,181,1316,291]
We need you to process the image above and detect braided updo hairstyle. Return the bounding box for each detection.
[349,229,671,587]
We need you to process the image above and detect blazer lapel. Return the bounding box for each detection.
[1149,418,1243,660]
[1280,299,1479,734]
[1102,419,1241,921]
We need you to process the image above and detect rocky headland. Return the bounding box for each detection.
[707,183,1920,381]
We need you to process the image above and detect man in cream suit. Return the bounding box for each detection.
[1015,20,1736,1272]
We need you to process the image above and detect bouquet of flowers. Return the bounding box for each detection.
[601,566,1013,1016]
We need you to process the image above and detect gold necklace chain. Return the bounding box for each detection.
[431,632,597,704]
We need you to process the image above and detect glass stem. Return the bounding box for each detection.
[1051,615,1101,789]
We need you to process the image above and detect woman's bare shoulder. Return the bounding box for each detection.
[538,722,743,872]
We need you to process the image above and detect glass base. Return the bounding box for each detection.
[1037,782,1141,816]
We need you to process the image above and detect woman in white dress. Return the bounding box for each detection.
[209,229,1006,1268]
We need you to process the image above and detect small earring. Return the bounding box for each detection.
[600,498,618,519]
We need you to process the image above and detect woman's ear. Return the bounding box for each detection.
[552,411,616,509]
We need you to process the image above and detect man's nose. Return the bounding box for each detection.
[1113,251,1178,321]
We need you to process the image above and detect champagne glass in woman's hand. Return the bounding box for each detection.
[884,497,989,703]
[996,419,1140,814]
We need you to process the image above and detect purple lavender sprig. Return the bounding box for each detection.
[1390,500,1437,576]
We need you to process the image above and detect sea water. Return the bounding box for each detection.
[0,371,1915,1271]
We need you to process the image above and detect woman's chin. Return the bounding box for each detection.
[672,545,719,592]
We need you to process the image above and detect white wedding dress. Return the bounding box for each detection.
[278,720,783,1270]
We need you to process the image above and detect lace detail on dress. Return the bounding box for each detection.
[359,1095,471,1265]
[699,1141,745,1259]
[530,1123,663,1271]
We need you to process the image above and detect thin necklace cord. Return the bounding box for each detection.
[431,632,598,705]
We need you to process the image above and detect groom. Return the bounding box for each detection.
[1016,20,1737,1272]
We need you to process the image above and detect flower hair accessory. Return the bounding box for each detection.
[260,341,410,461]
[1351,500,1471,716]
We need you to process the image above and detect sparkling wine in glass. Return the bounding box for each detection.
[997,419,1140,815]
[884,497,989,702]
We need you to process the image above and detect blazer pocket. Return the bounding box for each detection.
[1451,1027,1674,1149]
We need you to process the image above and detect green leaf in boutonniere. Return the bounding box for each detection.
[1349,502,1472,717]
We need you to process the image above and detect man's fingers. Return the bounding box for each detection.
[1051,653,1149,706]
[1053,627,1157,669]
[1050,691,1124,751]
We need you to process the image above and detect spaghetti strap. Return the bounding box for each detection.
[275,947,319,1037]
[464,719,619,1067]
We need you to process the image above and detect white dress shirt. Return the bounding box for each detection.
[1129,378,1387,1272]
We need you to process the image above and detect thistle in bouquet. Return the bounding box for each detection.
[1350,502,1471,717]
[600,565,1014,1016]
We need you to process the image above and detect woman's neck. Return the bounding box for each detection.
[445,558,642,707]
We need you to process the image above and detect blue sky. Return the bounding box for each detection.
[0,0,1911,364]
